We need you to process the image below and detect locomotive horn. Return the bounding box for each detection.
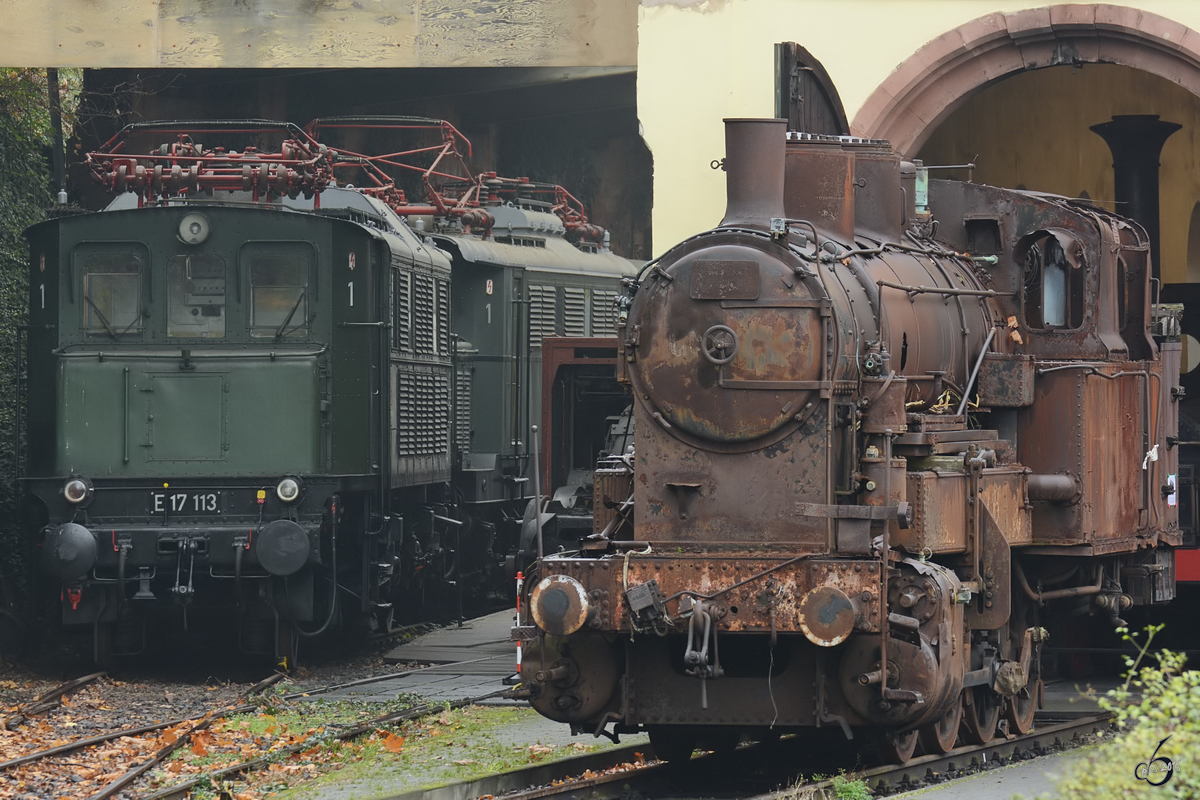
[719,118,787,230]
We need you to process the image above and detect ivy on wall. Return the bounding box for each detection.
[0,68,80,605]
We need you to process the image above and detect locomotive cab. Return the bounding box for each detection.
[24,168,452,660]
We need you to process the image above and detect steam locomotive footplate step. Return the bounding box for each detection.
[150,490,223,514]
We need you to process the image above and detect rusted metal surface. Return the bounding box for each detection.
[719,119,787,230]
[632,402,831,546]
[592,465,633,539]
[846,140,903,241]
[784,134,857,243]
[522,633,620,724]
[797,586,856,647]
[1019,364,1144,545]
[977,353,1035,407]
[897,466,1031,554]
[627,238,827,448]
[525,117,1182,753]
[901,470,967,553]
[538,554,881,635]
[983,470,1033,546]
[625,634,827,727]
[529,574,591,636]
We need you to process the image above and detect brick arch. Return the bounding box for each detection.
[851,5,1200,157]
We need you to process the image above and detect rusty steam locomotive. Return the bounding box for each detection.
[517,118,1182,762]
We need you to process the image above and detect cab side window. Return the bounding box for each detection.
[168,254,226,338]
[78,248,145,338]
[244,244,313,338]
[1019,230,1085,330]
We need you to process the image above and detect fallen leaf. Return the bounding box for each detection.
[191,730,214,757]
[453,759,477,765]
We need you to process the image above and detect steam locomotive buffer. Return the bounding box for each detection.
[518,118,1182,762]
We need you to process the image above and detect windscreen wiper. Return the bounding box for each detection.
[275,291,307,341]
[84,295,118,340]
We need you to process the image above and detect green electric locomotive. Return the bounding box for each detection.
[22,120,636,662]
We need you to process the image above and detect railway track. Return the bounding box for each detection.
[0,672,287,798]
[419,712,1113,800]
[0,661,520,799]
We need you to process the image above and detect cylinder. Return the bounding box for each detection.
[719,118,787,230]
[1027,473,1079,503]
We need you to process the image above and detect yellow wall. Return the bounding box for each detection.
[0,0,637,69]
[638,0,1200,255]
[918,64,1200,285]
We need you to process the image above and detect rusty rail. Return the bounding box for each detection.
[139,689,520,800]
[0,663,481,776]
[2,671,106,730]
[477,712,1112,800]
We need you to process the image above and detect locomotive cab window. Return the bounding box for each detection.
[168,254,226,338]
[76,246,146,338]
[1018,229,1085,330]
[244,243,313,338]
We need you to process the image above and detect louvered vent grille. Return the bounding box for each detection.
[393,270,411,351]
[591,289,619,336]
[397,367,450,457]
[436,279,451,355]
[563,287,587,336]
[529,284,558,349]
[455,365,472,453]
[414,275,435,354]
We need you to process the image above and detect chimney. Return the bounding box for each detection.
[719,118,787,230]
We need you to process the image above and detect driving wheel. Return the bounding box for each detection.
[1005,677,1039,735]
[877,727,920,763]
[919,695,962,753]
[961,685,1001,744]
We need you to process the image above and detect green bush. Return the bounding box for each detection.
[1051,624,1200,798]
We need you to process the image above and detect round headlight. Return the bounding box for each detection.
[62,477,93,505]
[178,212,210,245]
[275,477,303,504]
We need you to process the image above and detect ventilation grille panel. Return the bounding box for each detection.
[397,366,450,457]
